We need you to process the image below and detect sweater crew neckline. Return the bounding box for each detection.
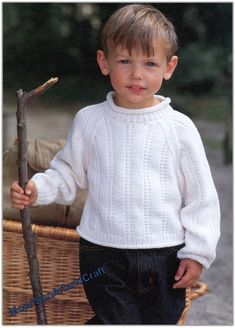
[106,91,172,122]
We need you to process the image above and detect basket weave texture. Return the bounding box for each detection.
[3,219,207,325]
[3,220,94,324]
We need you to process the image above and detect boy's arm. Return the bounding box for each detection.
[176,115,220,270]
[32,113,88,206]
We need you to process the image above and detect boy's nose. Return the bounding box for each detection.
[130,64,143,79]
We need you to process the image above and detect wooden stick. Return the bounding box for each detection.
[16,77,58,324]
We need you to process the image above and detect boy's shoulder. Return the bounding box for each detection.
[171,108,196,130]
[170,107,199,137]
[75,100,107,120]
[72,100,108,132]
[168,107,202,146]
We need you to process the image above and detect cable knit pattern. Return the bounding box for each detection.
[32,92,220,268]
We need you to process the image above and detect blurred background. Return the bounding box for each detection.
[3,2,232,325]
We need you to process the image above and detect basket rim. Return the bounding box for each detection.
[3,219,79,241]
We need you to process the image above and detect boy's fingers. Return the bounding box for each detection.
[11,191,29,201]
[174,261,187,281]
[173,272,192,289]
[11,180,36,209]
[174,269,196,288]
[12,196,29,204]
[11,181,24,194]
[25,180,36,195]
[12,199,26,209]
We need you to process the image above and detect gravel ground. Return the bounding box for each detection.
[3,105,233,325]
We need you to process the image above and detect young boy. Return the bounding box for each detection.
[11,4,220,324]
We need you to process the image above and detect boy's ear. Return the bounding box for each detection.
[97,50,109,76]
[163,56,178,80]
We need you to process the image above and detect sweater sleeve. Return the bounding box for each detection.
[32,112,88,206]
[175,116,220,269]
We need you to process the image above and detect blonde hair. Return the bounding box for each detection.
[100,4,178,61]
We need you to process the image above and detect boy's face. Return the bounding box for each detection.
[97,41,178,109]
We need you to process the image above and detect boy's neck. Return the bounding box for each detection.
[113,94,161,110]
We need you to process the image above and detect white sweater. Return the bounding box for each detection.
[32,92,220,268]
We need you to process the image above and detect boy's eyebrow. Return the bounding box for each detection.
[112,53,130,58]
[147,56,160,61]
[112,53,162,60]
[147,56,163,62]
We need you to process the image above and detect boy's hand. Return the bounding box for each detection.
[173,258,203,289]
[11,180,38,209]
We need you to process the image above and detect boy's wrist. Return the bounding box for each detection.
[177,249,212,269]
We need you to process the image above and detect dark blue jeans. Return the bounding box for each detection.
[79,237,186,324]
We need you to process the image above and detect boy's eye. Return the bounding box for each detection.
[146,62,157,67]
[119,59,130,64]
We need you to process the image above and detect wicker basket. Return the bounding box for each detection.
[3,219,207,325]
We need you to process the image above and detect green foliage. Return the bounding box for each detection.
[175,45,222,92]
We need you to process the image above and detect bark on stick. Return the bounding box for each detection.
[16,77,58,324]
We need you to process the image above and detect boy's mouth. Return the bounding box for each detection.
[127,86,146,92]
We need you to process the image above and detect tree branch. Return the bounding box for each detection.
[16,77,58,324]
